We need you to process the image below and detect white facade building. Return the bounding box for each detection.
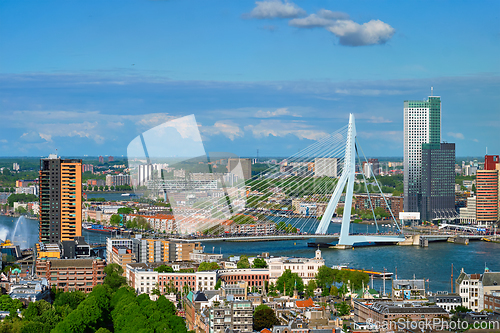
[459,196,477,224]
[266,249,324,285]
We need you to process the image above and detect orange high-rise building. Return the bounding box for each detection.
[39,155,82,243]
[476,169,499,224]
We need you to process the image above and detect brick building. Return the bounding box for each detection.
[35,258,106,293]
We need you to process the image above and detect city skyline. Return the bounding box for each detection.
[1,1,499,157]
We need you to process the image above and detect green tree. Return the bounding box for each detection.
[154,265,174,273]
[117,207,133,214]
[197,262,220,271]
[252,258,268,268]
[109,214,122,226]
[214,279,222,290]
[306,280,317,298]
[335,301,350,316]
[103,264,126,292]
[237,255,250,269]
[276,269,304,297]
[53,290,86,310]
[253,305,280,331]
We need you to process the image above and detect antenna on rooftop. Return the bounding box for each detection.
[431,87,433,96]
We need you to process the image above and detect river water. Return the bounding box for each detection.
[2,213,498,293]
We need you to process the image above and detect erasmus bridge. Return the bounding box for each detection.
[128,114,407,248]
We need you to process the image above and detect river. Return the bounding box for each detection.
[1,214,498,293]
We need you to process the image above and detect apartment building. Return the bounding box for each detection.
[217,269,269,290]
[35,258,106,293]
[126,263,217,295]
[208,300,253,333]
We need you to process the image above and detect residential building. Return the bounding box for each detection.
[456,269,483,312]
[12,163,20,171]
[82,164,94,174]
[105,174,130,187]
[484,292,500,313]
[427,294,462,312]
[9,279,50,303]
[354,300,449,325]
[126,263,217,295]
[39,154,82,243]
[420,143,456,221]
[267,249,324,284]
[369,158,380,176]
[404,95,441,214]
[106,237,202,264]
[208,299,253,333]
[217,269,269,290]
[35,258,106,293]
[314,157,339,178]
[228,158,252,181]
[476,169,499,224]
[15,185,38,196]
[108,156,114,162]
[15,179,38,187]
[98,156,104,163]
[391,279,426,301]
[484,155,500,171]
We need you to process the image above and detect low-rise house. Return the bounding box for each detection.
[9,278,50,303]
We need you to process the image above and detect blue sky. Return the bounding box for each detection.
[0,0,499,157]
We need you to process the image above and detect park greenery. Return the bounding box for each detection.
[252,258,268,269]
[197,262,220,272]
[6,194,38,207]
[124,216,151,230]
[275,269,304,297]
[316,265,369,297]
[0,264,186,333]
[237,255,250,269]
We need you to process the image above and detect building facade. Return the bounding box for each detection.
[39,154,82,243]
[404,96,441,214]
[476,169,499,224]
[420,143,456,221]
[35,258,106,293]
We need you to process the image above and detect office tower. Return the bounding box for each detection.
[138,164,153,186]
[314,158,339,178]
[403,96,441,213]
[227,158,252,181]
[476,167,499,225]
[39,154,82,243]
[484,155,500,171]
[420,143,456,221]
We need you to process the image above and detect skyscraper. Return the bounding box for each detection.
[420,143,456,221]
[403,96,441,213]
[39,154,82,243]
[476,167,499,225]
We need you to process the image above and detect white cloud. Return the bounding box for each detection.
[289,14,335,28]
[201,120,244,141]
[245,120,328,140]
[248,0,306,19]
[448,132,465,140]
[317,9,349,20]
[289,10,350,28]
[473,138,479,142]
[254,107,301,118]
[326,19,395,46]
